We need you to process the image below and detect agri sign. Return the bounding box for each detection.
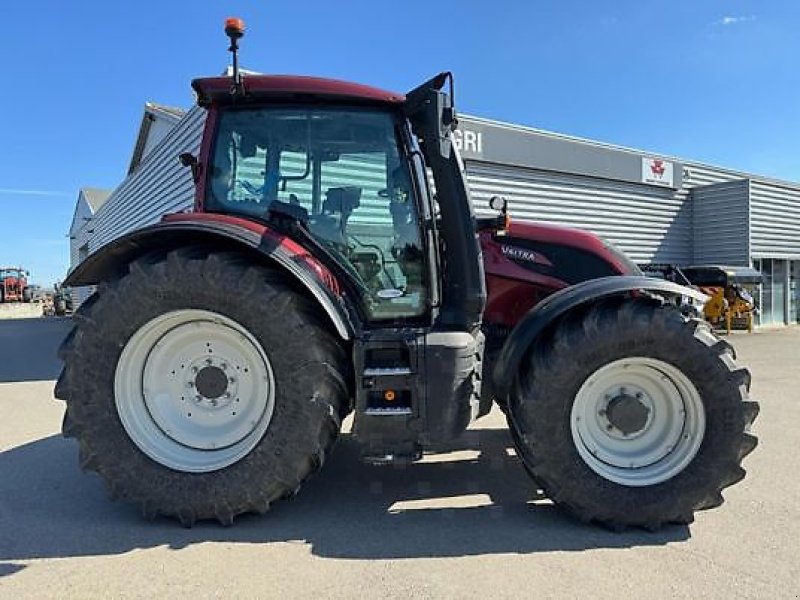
[452,128,484,155]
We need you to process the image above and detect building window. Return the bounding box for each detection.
[774,259,787,325]
[757,258,788,326]
[791,261,800,325]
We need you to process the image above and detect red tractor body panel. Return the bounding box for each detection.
[161,212,342,296]
[480,222,636,328]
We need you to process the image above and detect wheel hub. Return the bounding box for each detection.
[605,390,650,436]
[194,365,229,400]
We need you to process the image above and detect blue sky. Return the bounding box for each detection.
[1,1,798,286]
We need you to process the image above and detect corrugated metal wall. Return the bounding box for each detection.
[464,162,692,264]
[90,107,205,251]
[690,179,750,265]
[750,180,800,258]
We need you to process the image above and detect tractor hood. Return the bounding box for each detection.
[498,220,642,276]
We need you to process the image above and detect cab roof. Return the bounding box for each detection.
[192,75,405,107]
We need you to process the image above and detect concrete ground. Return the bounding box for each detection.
[0,318,798,599]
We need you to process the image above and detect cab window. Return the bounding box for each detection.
[207,107,427,320]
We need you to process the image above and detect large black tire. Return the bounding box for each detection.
[56,247,350,526]
[22,286,32,303]
[508,297,759,530]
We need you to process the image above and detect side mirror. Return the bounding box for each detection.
[179,152,200,181]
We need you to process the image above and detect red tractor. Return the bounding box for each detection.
[58,19,758,529]
[0,267,31,303]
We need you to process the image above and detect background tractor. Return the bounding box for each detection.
[0,267,31,303]
[57,19,758,530]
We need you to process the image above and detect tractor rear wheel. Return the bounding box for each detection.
[56,247,349,526]
[508,297,759,530]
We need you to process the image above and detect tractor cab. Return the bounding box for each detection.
[187,19,485,333]
[199,99,430,322]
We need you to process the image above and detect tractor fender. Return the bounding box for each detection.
[65,216,354,340]
[491,275,708,398]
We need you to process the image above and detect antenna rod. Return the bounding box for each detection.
[224,17,246,96]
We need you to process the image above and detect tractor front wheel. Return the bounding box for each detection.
[56,248,349,526]
[508,297,759,530]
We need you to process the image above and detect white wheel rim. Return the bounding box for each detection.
[114,309,275,473]
[570,357,705,487]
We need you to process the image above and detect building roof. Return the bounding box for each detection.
[68,187,111,237]
[127,102,187,174]
[81,187,111,212]
[146,102,185,120]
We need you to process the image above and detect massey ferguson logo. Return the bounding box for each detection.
[641,157,674,187]
[501,245,539,263]
[650,160,666,178]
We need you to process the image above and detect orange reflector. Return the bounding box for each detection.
[504,214,511,230]
[384,390,396,402]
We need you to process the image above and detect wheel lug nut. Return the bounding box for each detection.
[606,424,613,431]
[206,358,213,365]
[598,409,607,416]
[191,366,198,374]
[224,392,231,399]
[229,377,236,383]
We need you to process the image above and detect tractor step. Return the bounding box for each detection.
[363,407,413,416]
[361,448,423,466]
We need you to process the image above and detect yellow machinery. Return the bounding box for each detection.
[682,266,763,333]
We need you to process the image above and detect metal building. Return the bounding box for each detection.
[70,105,800,326]
[67,187,111,305]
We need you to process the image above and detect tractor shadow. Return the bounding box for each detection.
[0,426,689,571]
